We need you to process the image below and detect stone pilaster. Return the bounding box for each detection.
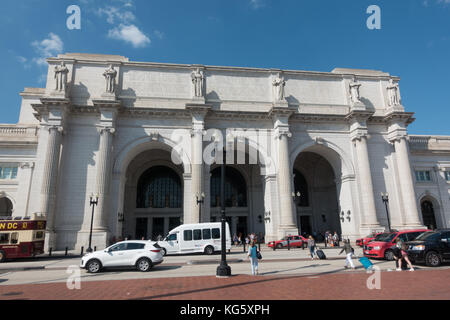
[352,133,381,229]
[93,127,115,231]
[270,107,298,237]
[186,103,211,224]
[391,136,423,228]
[348,111,383,233]
[41,125,64,249]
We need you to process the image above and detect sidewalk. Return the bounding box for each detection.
[0,245,360,272]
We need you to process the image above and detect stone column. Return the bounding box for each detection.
[40,125,64,232]
[93,127,115,231]
[276,130,298,234]
[392,137,423,227]
[190,128,204,224]
[352,134,381,229]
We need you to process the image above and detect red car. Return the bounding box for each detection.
[363,229,429,260]
[356,232,383,247]
[268,235,307,249]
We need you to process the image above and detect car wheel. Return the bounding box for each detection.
[161,248,167,256]
[384,250,394,261]
[276,243,283,249]
[86,259,102,273]
[204,246,214,255]
[136,258,153,272]
[0,250,6,263]
[425,252,441,267]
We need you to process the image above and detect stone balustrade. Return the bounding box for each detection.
[409,135,450,152]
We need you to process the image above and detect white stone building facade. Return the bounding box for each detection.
[0,53,449,250]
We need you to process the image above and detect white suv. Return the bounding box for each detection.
[80,241,164,273]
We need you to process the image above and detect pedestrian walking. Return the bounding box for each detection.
[333,232,339,247]
[324,230,330,247]
[339,239,355,270]
[245,236,250,246]
[233,234,238,246]
[307,235,316,260]
[395,238,414,272]
[247,241,259,275]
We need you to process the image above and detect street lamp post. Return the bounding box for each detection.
[216,146,231,278]
[196,192,206,223]
[87,193,98,253]
[381,192,391,231]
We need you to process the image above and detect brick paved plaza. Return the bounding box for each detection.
[0,268,448,301]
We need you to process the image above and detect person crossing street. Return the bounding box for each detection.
[339,239,355,270]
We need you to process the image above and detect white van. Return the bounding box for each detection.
[156,222,231,256]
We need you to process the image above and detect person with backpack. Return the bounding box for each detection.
[339,239,355,270]
[395,238,414,272]
[307,235,316,260]
[247,240,260,275]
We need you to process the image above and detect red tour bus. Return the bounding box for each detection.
[0,213,46,262]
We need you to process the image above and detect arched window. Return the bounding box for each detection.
[293,170,309,207]
[210,167,247,207]
[421,200,437,230]
[136,166,182,208]
[0,197,13,216]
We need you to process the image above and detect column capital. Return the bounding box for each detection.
[44,125,65,135]
[350,130,369,142]
[275,129,292,140]
[96,126,116,135]
[20,162,35,169]
[190,128,206,137]
[388,133,409,144]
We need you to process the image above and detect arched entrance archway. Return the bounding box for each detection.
[0,197,13,216]
[210,166,248,236]
[421,199,438,230]
[121,146,185,241]
[293,152,341,239]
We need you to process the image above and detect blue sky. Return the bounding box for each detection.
[0,0,449,135]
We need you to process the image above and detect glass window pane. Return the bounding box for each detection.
[193,229,202,240]
[184,230,193,241]
[202,229,211,240]
[11,167,18,179]
[212,228,220,239]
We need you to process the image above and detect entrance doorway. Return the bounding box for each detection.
[152,217,164,240]
[421,200,437,230]
[237,217,248,237]
[300,216,312,236]
[135,218,148,240]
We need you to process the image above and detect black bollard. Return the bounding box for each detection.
[258,241,261,252]
[49,248,52,257]
[273,242,276,251]
[287,239,290,251]
[81,246,84,256]
[243,242,246,253]
[65,247,68,256]
[94,246,97,252]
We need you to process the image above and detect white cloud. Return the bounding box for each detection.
[250,0,265,9]
[108,24,151,48]
[96,6,136,24]
[31,33,64,66]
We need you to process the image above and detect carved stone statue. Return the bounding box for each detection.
[349,77,362,104]
[54,61,69,92]
[273,73,286,102]
[387,79,400,106]
[191,68,204,98]
[103,65,117,93]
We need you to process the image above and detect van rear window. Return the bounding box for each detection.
[212,228,220,239]
[193,229,202,240]
[184,230,193,241]
[203,229,211,240]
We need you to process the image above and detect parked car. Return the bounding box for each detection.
[363,229,429,260]
[356,232,383,247]
[406,229,450,267]
[268,235,307,249]
[80,240,163,273]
